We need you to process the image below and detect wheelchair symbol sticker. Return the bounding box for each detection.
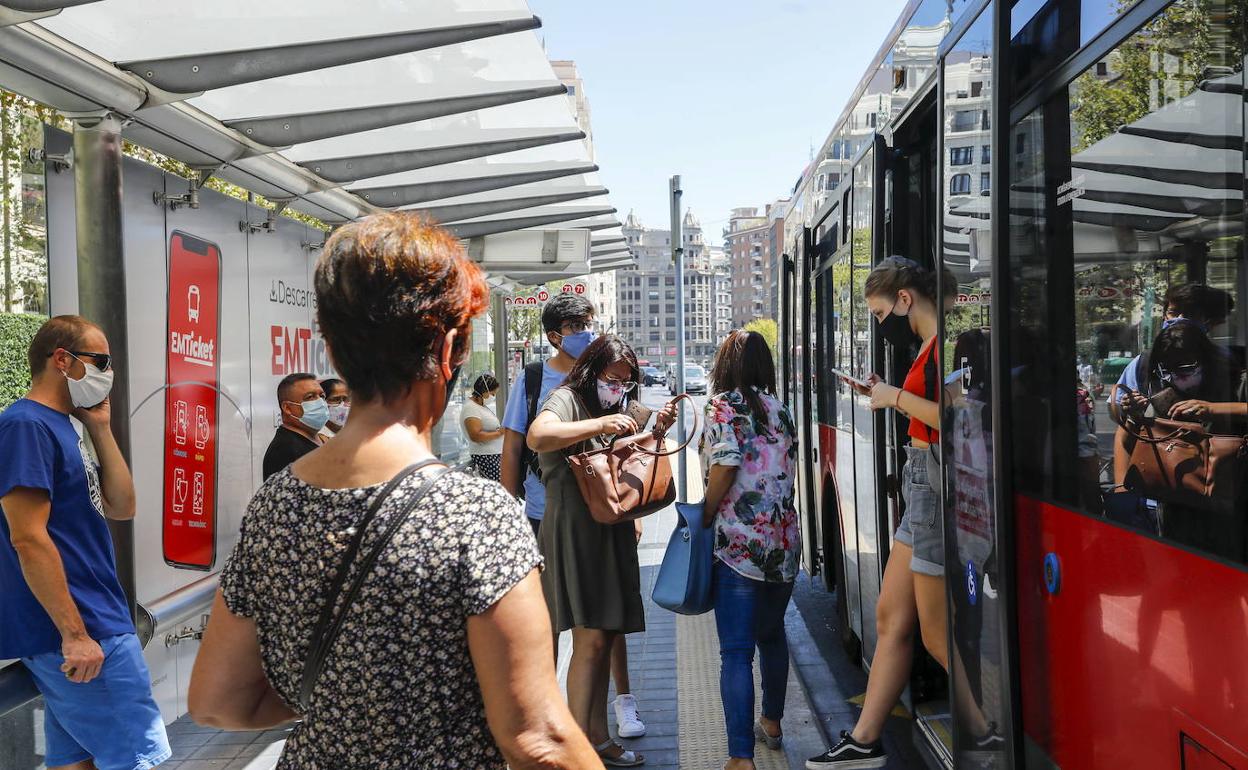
[966,560,978,606]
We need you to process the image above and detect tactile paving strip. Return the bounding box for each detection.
[676,610,794,770]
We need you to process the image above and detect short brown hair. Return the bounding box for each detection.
[314,213,489,403]
[28,315,98,378]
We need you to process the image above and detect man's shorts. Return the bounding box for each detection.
[23,633,170,770]
[893,445,945,576]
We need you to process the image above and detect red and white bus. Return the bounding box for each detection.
[778,0,1247,767]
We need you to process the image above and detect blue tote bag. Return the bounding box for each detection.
[652,499,715,615]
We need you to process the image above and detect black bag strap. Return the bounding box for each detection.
[524,361,544,428]
[298,459,450,711]
[520,361,547,479]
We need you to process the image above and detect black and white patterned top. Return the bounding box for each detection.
[220,466,542,770]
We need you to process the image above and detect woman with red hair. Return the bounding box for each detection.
[190,213,603,770]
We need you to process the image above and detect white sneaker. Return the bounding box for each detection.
[613,694,647,738]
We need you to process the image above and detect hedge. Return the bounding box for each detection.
[0,312,45,411]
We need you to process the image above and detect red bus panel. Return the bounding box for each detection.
[1016,495,1248,768]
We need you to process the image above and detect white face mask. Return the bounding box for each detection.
[484,397,496,409]
[597,378,626,409]
[327,403,350,427]
[64,355,114,409]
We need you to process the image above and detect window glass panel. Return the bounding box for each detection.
[940,6,1005,761]
[1010,0,1143,95]
[1007,0,1247,563]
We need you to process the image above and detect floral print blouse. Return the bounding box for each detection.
[699,388,800,583]
[220,468,541,770]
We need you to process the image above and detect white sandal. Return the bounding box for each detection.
[595,739,645,767]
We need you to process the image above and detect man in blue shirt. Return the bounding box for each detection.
[0,315,170,770]
[500,293,597,535]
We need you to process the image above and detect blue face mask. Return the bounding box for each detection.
[1162,316,1207,333]
[559,330,596,359]
[295,398,330,432]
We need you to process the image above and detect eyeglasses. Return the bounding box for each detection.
[603,377,637,393]
[55,350,112,372]
[1157,363,1202,379]
[560,319,596,335]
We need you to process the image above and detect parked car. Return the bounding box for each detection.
[640,365,663,387]
[669,364,708,395]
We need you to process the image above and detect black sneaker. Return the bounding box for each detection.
[974,722,1005,750]
[805,730,887,769]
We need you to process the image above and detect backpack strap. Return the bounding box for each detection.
[520,361,547,480]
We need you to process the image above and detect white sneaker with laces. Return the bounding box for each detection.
[613,694,647,738]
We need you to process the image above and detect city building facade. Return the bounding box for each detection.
[616,209,718,368]
[724,206,768,327]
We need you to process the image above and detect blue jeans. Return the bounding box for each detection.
[713,559,794,759]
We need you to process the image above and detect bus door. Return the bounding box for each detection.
[937,6,1013,768]
[806,213,839,581]
[1005,1,1247,767]
[794,226,820,578]
[847,139,891,662]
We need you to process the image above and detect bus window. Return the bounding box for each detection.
[1007,0,1246,563]
[940,6,1001,762]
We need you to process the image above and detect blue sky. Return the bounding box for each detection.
[529,0,909,245]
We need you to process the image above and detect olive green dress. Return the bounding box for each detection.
[537,387,646,634]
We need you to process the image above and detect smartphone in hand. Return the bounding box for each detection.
[831,368,872,395]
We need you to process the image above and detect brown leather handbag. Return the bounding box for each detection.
[1109,384,1248,510]
[566,393,699,525]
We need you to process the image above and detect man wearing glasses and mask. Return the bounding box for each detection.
[0,315,170,770]
[263,372,328,480]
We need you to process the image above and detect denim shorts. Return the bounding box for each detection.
[892,445,944,576]
[23,633,170,770]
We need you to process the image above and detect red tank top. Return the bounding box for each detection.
[902,338,939,444]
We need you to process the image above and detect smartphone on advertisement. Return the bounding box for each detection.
[162,232,221,570]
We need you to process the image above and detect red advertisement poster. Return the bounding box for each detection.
[162,232,221,570]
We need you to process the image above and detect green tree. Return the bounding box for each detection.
[743,318,778,364]
[1071,0,1245,152]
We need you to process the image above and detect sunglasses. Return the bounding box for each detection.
[53,350,112,372]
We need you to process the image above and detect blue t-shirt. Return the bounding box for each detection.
[0,399,133,658]
[502,362,566,521]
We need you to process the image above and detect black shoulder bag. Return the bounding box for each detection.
[297,459,452,711]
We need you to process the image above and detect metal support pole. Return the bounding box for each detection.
[670,175,687,501]
[492,291,509,420]
[72,113,136,618]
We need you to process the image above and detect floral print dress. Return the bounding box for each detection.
[699,388,800,583]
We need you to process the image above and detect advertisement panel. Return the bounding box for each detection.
[161,232,221,570]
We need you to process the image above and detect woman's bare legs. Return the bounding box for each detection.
[850,542,920,745]
[568,627,615,745]
[611,634,631,694]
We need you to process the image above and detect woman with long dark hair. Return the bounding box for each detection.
[528,335,675,767]
[1114,319,1247,558]
[701,330,799,770]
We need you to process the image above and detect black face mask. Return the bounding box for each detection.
[877,300,919,348]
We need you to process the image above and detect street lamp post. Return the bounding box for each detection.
[670,175,687,501]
